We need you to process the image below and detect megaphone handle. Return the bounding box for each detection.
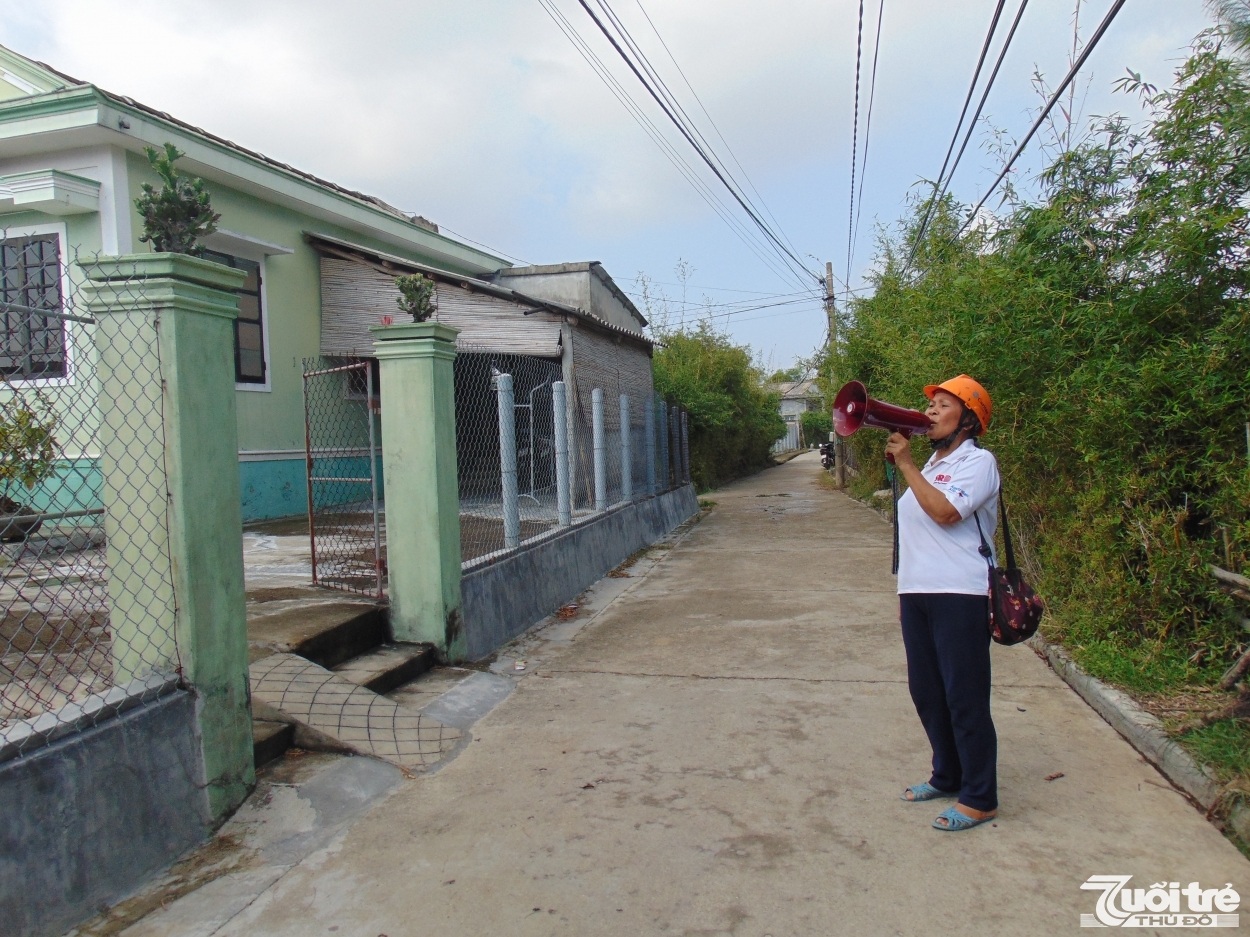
[885,428,912,464]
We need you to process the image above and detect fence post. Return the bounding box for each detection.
[669,404,679,488]
[681,409,690,485]
[658,398,669,491]
[620,394,632,501]
[371,321,465,660]
[592,387,606,511]
[644,396,656,496]
[496,372,520,549]
[553,380,571,525]
[84,253,252,821]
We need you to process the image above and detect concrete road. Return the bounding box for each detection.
[150,453,1250,935]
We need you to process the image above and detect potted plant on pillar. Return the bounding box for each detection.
[394,273,437,322]
[134,142,221,254]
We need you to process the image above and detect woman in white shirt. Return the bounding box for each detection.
[884,375,999,832]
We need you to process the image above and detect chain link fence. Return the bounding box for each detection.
[302,357,384,600]
[454,345,688,568]
[455,348,563,564]
[0,239,180,758]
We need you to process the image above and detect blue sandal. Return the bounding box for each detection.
[901,782,957,802]
[932,806,996,831]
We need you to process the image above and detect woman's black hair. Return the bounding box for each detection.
[929,402,983,450]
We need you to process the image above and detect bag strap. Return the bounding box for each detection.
[973,511,995,570]
[998,488,1018,572]
[972,487,1018,573]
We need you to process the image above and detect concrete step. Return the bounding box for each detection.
[331,643,438,695]
[248,599,388,669]
[252,719,294,769]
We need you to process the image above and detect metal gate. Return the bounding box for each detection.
[302,358,384,600]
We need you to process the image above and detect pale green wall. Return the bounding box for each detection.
[123,150,484,459]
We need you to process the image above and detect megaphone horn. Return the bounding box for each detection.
[832,380,933,463]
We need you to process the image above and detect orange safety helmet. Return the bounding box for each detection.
[923,374,992,435]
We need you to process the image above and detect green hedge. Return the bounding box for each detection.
[653,323,785,490]
[837,37,1250,693]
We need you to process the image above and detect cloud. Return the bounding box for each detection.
[0,0,1215,364]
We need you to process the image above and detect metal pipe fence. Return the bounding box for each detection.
[0,243,180,757]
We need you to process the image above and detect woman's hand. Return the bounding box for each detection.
[888,433,962,525]
[885,432,915,468]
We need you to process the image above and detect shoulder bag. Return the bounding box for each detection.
[973,491,1044,646]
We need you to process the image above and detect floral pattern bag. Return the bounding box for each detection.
[974,491,1045,646]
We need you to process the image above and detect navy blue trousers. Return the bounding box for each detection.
[899,592,998,812]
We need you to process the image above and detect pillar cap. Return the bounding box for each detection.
[81,253,247,291]
[370,321,460,344]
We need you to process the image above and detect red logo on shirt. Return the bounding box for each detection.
[934,474,951,482]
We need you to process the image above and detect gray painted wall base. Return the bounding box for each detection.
[461,485,700,660]
[0,691,212,937]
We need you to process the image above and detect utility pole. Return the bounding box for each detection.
[825,261,845,488]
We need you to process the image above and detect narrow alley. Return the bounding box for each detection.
[111,453,1247,936]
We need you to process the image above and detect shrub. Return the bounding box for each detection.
[801,409,832,445]
[395,273,437,322]
[135,143,220,255]
[653,322,785,490]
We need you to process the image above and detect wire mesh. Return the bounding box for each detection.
[455,348,563,564]
[302,357,384,600]
[0,239,180,758]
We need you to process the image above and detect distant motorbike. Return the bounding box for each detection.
[819,441,836,470]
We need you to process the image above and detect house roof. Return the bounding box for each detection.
[494,261,648,328]
[771,379,822,400]
[306,232,653,352]
[0,44,507,274]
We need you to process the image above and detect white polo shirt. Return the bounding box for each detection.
[896,438,1000,595]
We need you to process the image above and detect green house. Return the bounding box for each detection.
[0,44,653,522]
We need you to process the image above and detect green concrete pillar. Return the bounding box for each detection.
[370,322,464,660]
[83,253,253,820]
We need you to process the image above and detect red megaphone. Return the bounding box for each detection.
[832,380,933,463]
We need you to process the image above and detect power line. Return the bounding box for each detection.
[593,0,817,288]
[576,0,823,290]
[632,0,805,264]
[850,0,886,273]
[535,0,804,286]
[932,0,1030,216]
[845,0,866,305]
[904,0,1008,271]
[957,0,1128,236]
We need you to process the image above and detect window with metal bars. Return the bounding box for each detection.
[0,235,66,379]
[201,249,266,384]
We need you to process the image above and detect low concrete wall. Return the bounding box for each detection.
[0,691,212,937]
[461,484,700,660]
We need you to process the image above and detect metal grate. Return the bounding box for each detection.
[0,243,181,758]
[302,357,384,600]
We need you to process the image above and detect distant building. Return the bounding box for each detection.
[768,378,823,452]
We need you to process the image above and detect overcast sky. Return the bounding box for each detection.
[0,0,1215,370]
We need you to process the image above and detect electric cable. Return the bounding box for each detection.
[536,0,803,286]
[845,0,866,304]
[632,0,806,263]
[957,0,1127,236]
[904,0,1008,271]
[576,0,824,289]
[850,0,886,272]
[597,0,812,278]
[931,0,1030,220]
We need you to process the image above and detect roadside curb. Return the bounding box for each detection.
[1029,634,1250,839]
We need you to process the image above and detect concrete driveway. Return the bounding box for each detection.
[129,452,1249,936]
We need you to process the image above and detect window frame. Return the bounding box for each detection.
[199,248,271,392]
[0,221,76,389]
